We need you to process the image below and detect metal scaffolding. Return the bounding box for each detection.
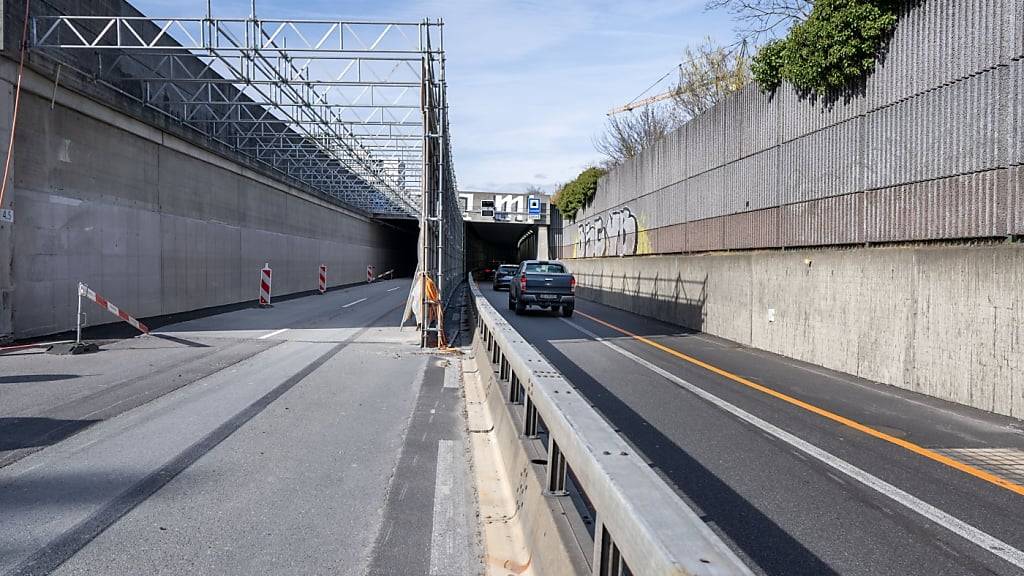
[417,23,464,346]
[32,2,465,345]
[30,5,451,217]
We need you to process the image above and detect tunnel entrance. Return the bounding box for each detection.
[377,218,420,278]
[464,221,537,274]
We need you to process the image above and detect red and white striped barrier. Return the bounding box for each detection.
[367,264,376,283]
[259,264,272,306]
[78,283,149,334]
[318,264,327,294]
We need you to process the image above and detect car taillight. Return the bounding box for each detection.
[520,276,528,292]
[570,276,576,293]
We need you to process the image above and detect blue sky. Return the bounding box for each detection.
[133,0,736,193]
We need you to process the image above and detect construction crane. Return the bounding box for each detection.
[608,41,750,116]
[607,88,678,115]
[608,64,680,116]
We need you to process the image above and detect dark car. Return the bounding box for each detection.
[508,260,575,317]
[492,264,518,291]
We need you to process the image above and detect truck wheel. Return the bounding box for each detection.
[515,299,526,315]
[561,305,574,318]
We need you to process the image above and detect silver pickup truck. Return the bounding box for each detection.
[508,260,575,317]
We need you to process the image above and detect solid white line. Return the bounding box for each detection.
[341,297,367,308]
[258,328,289,340]
[387,287,399,292]
[429,439,458,575]
[561,318,1024,571]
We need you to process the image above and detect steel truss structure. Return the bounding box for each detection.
[418,27,464,346]
[30,6,457,217]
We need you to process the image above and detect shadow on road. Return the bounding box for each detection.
[0,374,80,385]
[0,417,100,451]
[527,339,838,576]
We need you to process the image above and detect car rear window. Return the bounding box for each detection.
[498,266,518,273]
[524,263,566,274]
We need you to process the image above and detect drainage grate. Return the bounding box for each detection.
[935,448,1024,485]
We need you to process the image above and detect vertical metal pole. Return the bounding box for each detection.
[436,20,446,338]
[75,283,83,345]
[419,32,429,348]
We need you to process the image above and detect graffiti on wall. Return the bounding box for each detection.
[575,206,646,258]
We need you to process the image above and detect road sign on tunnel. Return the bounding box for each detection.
[528,197,540,216]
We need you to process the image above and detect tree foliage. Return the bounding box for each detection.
[673,38,752,118]
[594,105,681,168]
[749,0,900,94]
[552,167,607,221]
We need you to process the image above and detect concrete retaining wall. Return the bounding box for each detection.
[555,0,1024,260]
[550,1,1024,417]
[0,65,410,339]
[568,243,1024,419]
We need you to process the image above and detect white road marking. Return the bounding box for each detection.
[562,318,1024,571]
[342,297,367,308]
[387,287,399,292]
[258,328,289,340]
[429,440,459,575]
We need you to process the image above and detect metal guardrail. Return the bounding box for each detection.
[468,275,753,576]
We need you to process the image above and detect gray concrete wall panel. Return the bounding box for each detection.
[1011,59,1023,166]
[779,194,864,247]
[569,243,1024,418]
[559,1,1019,257]
[1012,166,1023,234]
[723,208,780,250]
[865,171,1009,242]
[9,89,402,338]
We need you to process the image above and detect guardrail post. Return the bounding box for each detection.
[525,396,538,437]
[500,355,510,381]
[547,439,567,496]
[595,524,628,576]
[509,372,524,404]
[492,339,500,364]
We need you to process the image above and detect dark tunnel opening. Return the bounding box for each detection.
[464,220,538,274]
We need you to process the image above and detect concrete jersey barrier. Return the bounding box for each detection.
[468,275,752,576]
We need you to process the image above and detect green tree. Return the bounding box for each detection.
[552,167,607,221]
[749,0,901,94]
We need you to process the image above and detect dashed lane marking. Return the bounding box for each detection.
[342,298,367,308]
[564,316,1024,571]
[387,287,400,292]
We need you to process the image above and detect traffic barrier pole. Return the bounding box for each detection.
[77,282,149,335]
[259,263,272,306]
[318,264,327,294]
[367,264,376,283]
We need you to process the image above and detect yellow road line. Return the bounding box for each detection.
[576,310,1024,498]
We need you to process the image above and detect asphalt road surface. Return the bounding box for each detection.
[481,285,1024,576]
[0,279,481,576]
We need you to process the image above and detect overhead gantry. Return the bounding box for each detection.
[31,5,452,219]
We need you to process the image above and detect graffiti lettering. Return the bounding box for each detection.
[607,207,638,256]
[576,207,639,257]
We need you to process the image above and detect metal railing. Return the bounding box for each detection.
[467,275,752,575]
